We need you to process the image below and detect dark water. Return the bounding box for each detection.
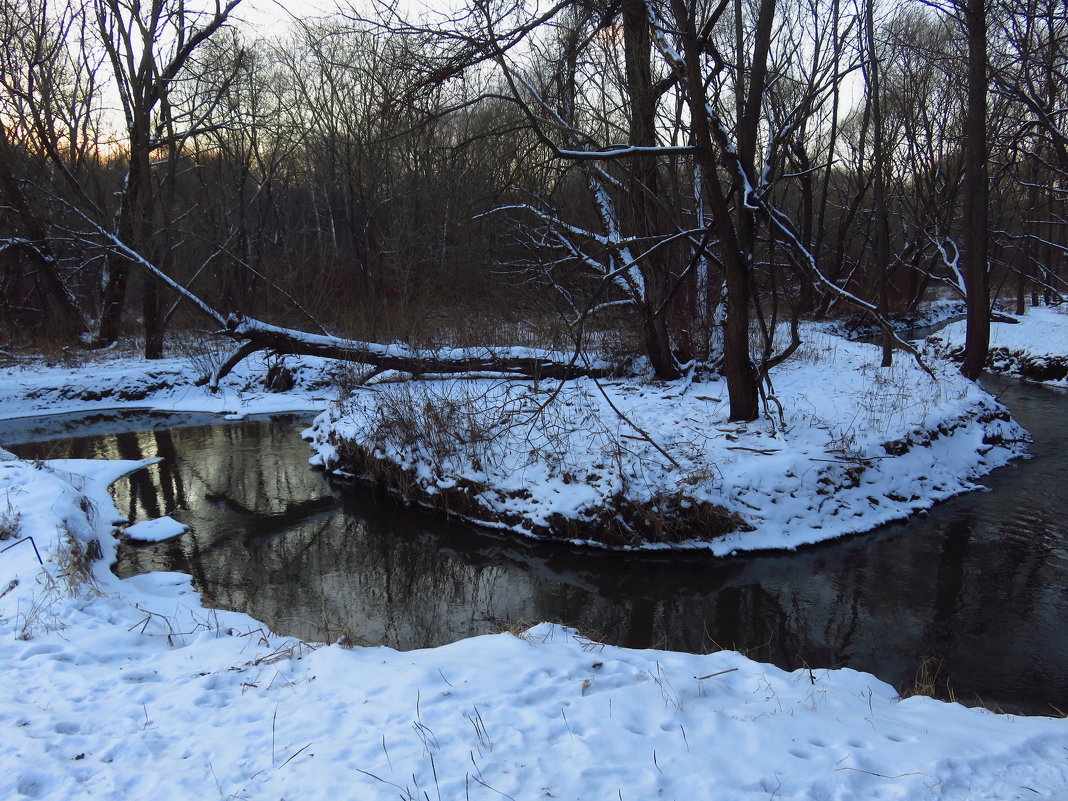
[5,382,1067,716]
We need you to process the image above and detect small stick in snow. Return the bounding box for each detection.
[695,668,739,680]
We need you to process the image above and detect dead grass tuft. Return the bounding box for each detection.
[900,656,956,704]
[55,525,102,594]
[0,502,21,541]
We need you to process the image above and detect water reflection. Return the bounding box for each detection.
[6,383,1067,716]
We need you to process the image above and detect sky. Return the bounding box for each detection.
[233,0,331,35]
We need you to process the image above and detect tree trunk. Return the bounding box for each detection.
[623,0,679,380]
[143,272,165,359]
[201,315,616,388]
[865,0,893,368]
[960,0,989,380]
[95,253,130,347]
[669,0,759,420]
[95,144,145,348]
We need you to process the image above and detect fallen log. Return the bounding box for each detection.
[198,314,614,389]
[76,221,615,387]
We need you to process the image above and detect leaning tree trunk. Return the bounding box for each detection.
[200,315,616,388]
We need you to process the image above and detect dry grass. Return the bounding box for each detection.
[325,379,750,547]
[55,525,102,594]
[0,501,21,541]
[901,656,957,704]
[16,571,65,640]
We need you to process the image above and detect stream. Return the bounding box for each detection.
[3,375,1066,716]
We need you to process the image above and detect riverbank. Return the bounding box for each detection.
[925,304,1068,385]
[306,327,1027,552]
[1,448,1066,800]
[2,333,1067,798]
[0,346,337,420]
[0,329,1030,552]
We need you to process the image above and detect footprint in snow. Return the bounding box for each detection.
[17,642,64,660]
[16,772,54,799]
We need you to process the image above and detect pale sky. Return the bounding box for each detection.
[233,0,334,36]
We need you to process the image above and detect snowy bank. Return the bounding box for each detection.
[823,298,967,340]
[1,453,1066,800]
[926,305,1068,385]
[0,329,1030,554]
[306,329,1028,552]
[0,348,337,420]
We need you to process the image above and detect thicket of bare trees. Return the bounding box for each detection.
[0,0,1064,419]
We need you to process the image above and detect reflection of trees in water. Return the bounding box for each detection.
[100,421,326,526]
[121,465,1066,712]
[163,515,540,648]
[918,512,1068,711]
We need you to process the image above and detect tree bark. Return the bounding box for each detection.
[960,0,989,380]
[668,0,760,420]
[623,0,679,380]
[865,0,893,367]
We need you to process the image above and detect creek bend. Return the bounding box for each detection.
[4,377,1066,716]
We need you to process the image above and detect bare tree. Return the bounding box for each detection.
[0,0,100,342]
[92,0,242,356]
[989,0,1067,309]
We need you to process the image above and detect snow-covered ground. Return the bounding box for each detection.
[306,328,1028,552]
[0,347,337,420]
[1,332,1067,799]
[2,448,1067,800]
[823,298,968,340]
[926,305,1068,385]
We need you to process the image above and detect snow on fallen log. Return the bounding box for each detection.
[201,314,615,390]
[72,220,611,388]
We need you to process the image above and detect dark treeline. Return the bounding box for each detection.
[0,0,1064,419]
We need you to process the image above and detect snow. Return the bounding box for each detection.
[1,332,1067,799]
[122,515,188,542]
[305,327,1029,552]
[1,452,1067,800]
[925,305,1068,386]
[823,298,967,340]
[0,349,336,420]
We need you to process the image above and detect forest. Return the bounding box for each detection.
[0,0,1065,422]
[4,5,1068,795]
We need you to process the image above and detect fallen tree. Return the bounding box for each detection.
[202,314,614,388]
[77,208,926,389]
[81,216,613,386]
